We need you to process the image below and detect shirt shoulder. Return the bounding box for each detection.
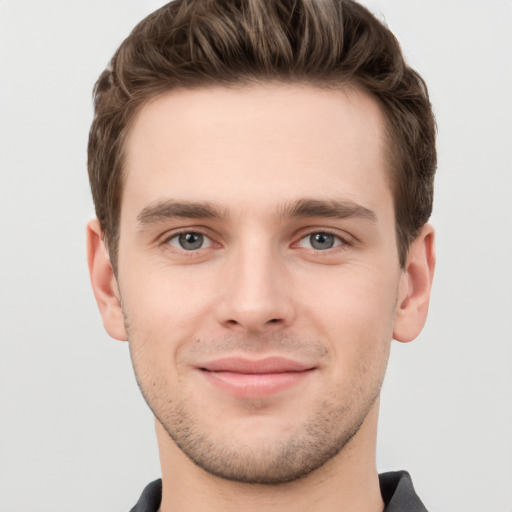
[129,479,162,512]
[380,471,429,512]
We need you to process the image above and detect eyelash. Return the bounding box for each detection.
[161,229,215,253]
[295,230,350,251]
[160,227,351,256]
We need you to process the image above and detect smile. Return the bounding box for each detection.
[197,357,317,399]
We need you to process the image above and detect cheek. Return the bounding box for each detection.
[296,265,398,368]
[120,266,220,384]
[121,260,218,327]
[300,261,398,324]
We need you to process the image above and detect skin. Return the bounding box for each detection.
[88,84,435,512]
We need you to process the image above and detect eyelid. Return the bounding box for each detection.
[298,233,343,250]
[168,232,213,250]
[159,227,220,251]
[156,225,354,253]
[292,227,353,249]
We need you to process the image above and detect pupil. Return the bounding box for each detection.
[179,233,203,250]
[311,233,334,250]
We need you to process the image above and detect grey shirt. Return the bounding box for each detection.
[130,471,428,511]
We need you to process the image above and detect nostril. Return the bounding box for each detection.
[268,319,280,323]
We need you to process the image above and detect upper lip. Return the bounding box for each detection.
[198,357,315,374]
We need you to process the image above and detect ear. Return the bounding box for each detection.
[86,219,128,341]
[393,224,436,343]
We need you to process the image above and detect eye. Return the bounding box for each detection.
[298,232,344,251]
[167,232,213,251]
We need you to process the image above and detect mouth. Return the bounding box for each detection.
[197,357,317,399]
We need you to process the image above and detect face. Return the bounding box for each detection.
[90,84,432,484]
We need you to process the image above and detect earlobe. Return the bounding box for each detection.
[86,219,128,341]
[393,224,436,343]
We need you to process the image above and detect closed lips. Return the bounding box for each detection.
[198,357,315,374]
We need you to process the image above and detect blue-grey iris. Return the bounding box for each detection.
[179,233,204,250]
[310,233,335,250]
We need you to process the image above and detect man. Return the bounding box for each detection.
[86,0,436,510]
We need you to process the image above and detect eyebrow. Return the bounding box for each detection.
[136,197,377,227]
[137,199,227,225]
[279,198,377,222]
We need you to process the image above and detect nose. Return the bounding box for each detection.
[214,241,296,334]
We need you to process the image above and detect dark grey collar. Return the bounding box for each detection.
[380,471,429,511]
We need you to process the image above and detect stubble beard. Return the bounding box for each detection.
[127,328,389,486]
[156,390,380,485]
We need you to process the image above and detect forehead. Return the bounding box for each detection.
[122,84,391,219]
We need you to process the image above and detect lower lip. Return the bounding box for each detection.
[200,369,315,399]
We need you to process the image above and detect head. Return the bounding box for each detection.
[87,0,436,486]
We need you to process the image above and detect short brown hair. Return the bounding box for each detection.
[88,0,436,270]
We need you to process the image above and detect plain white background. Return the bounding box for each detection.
[1,1,511,511]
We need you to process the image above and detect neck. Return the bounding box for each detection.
[156,402,384,512]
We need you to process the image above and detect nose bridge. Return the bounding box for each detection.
[216,233,293,331]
